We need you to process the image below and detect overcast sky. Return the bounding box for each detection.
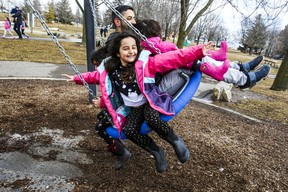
[4,0,288,47]
[6,0,287,28]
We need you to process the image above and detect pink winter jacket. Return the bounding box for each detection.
[141,37,178,54]
[4,20,11,30]
[73,45,205,134]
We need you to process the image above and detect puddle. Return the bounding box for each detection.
[0,152,79,191]
[1,127,94,191]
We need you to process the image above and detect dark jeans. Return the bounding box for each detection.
[13,23,22,39]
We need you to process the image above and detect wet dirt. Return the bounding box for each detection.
[0,79,287,191]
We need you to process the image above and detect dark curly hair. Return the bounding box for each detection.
[105,31,141,83]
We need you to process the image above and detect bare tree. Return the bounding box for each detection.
[32,0,42,14]
[265,25,280,58]
[177,0,215,48]
[157,0,180,40]
[271,24,288,91]
[74,0,86,43]
[75,8,83,27]
[0,0,5,12]
[131,0,154,19]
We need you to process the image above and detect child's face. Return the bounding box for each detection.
[118,37,138,67]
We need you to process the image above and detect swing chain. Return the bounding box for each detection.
[26,0,96,99]
[101,0,161,54]
[88,0,104,47]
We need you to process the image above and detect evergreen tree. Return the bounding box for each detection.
[244,14,268,54]
[45,1,55,23]
[55,0,74,24]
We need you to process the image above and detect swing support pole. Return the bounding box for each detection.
[84,0,97,102]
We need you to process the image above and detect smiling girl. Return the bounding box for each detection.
[63,31,215,173]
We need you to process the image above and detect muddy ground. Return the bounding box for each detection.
[0,79,287,192]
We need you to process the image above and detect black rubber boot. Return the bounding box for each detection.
[144,138,168,173]
[108,140,131,170]
[162,130,190,163]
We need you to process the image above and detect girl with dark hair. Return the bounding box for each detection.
[63,31,216,173]
[134,19,270,94]
[2,17,15,38]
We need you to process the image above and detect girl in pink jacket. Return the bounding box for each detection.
[63,31,216,173]
[2,17,15,38]
[135,19,270,92]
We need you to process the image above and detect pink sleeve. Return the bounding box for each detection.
[148,44,205,74]
[73,70,100,85]
[156,41,178,53]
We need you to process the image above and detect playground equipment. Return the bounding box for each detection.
[25,0,202,139]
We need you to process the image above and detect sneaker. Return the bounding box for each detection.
[239,65,270,90]
[239,56,264,72]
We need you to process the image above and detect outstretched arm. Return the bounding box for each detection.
[62,70,101,85]
[62,74,74,82]
[147,42,215,73]
[202,41,215,56]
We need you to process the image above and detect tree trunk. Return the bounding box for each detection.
[82,21,86,44]
[271,51,288,91]
[75,0,85,44]
[176,0,189,48]
[177,0,214,48]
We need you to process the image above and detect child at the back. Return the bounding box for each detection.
[134,19,270,95]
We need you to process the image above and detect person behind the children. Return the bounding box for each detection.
[62,31,217,173]
[84,5,137,170]
[21,18,29,38]
[2,17,15,38]
[105,5,136,50]
[134,19,270,95]
[10,6,23,39]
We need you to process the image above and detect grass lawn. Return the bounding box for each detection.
[0,39,87,65]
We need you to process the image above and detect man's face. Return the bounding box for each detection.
[118,9,136,32]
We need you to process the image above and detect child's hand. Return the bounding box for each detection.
[92,98,100,108]
[203,41,215,56]
[62,74,74,82]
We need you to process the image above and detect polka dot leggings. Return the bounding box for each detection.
[123,103,171,148]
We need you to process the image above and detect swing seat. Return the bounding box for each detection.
[106,70,202,139]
